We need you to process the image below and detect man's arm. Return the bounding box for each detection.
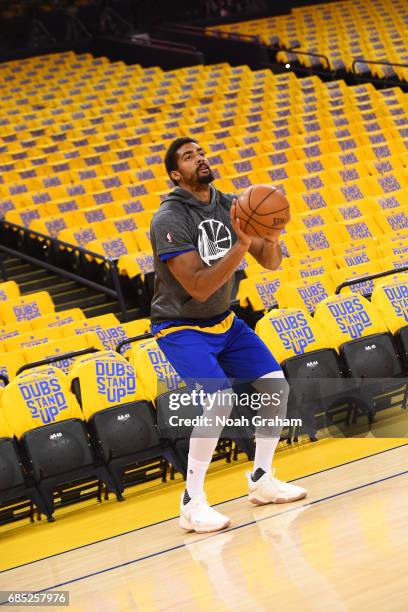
[168,238,249,303]
[248,229,283,271]
[167,206,251,303]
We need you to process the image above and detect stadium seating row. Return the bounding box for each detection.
[1,272,407,522]
[209,0,408,81]
[0,283,150,381]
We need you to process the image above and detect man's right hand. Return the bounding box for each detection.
[230,200,252,251]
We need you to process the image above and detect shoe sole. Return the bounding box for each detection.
[179,517,231,533]
[249,491,307,506]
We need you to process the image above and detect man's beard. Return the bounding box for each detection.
[197,168,215,184]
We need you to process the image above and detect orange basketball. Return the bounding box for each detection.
[236,184,290,238]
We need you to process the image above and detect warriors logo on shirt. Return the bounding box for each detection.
[197,219,232,266]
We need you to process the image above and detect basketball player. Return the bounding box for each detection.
[150,137,307,533]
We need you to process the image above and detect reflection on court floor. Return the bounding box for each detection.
[2,445,408,611]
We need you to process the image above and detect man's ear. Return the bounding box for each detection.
[171,170,180,183]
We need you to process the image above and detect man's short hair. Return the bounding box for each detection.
[164,137,197,185]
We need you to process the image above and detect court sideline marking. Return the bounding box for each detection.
[1,459,407,603]
[1,442,406,575]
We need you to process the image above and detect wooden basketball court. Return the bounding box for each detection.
[1,439,407,610]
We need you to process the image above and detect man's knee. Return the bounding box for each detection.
[252,370,289,419]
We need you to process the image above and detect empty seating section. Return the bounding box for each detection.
[209,0,408,81]
[0,48,407,523]
[0,53,406,299]
[0,281,151,382]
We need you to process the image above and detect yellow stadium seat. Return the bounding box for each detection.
[30,215,71,238]
[379,255,408,272]
[0,280,20,302]
[237,271,283,312]
[131,339,185,403]
[371,273,408,334]
[72,207,112,227]
[330,262,383,297]
[314,293,387,349]
[0,321,31,343]
[366,173,408,195]
[293,224,348,252]
[274,232,300,258]
[243,264,266,278]
[331,201,374,223]
[282,258,337,282]
[118,250,154,280]
[368,190,407,213]
[275,275,335,314]
[340,216,383,244]
[290,249,334,267]
[102,215,141,235]
[67,352,142,416]
[23,333,98,374]
[62,314,128,352]
[0,407,12,436]
[0,291,54,325]
[30,308,85,330]
[327,162,370,185]
[59,224,107,248]
[5,206,43,228]
[377,236,408,258]
[291,208,336,231]
[374,208,408,235]
[328,181,374,204]
[332,239,378,258]
[1,366,82,438]
[1,364,119,516]
[116,320,152,358]
[0,349,25,382]
[66,348,176,492]
[133,228,152,251]
[122,319,151,337]
[4,327,62,352]
[87,232,139,260]
[255,308,332,364]
[335,249,378,268]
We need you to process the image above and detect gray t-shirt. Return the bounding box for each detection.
[150,185,236,323]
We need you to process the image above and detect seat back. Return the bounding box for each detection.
[0,350,25,385]
[0,292,54,325]
[0,281,20,302]
[0,321,31,343]
[371,273,408,334]
[275,275,334,314]
[132,340,186,403]
[255,307,332,364]
[62,314,128,351]
[237,271,283,312]
[68,352,142,419]
[30,308,85,331]
[314,293,388,350]
[1,366,82,438]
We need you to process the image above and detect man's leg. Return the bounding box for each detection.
[249,370,306,504]
[219,318,307,504]
[156,329,235,531]
[184,386,235,501]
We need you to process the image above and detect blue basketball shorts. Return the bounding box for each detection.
[155,314,281,394]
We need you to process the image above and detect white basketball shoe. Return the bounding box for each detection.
[179,493,231,533]
[247,469,307,505]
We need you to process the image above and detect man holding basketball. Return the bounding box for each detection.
[150,137,307,533]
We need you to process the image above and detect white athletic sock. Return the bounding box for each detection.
[184,387,235,500]
[252,370,287,476]
[185,451,214,499]
[253,437,280,475]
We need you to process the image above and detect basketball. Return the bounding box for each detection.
[236,184,290,238]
